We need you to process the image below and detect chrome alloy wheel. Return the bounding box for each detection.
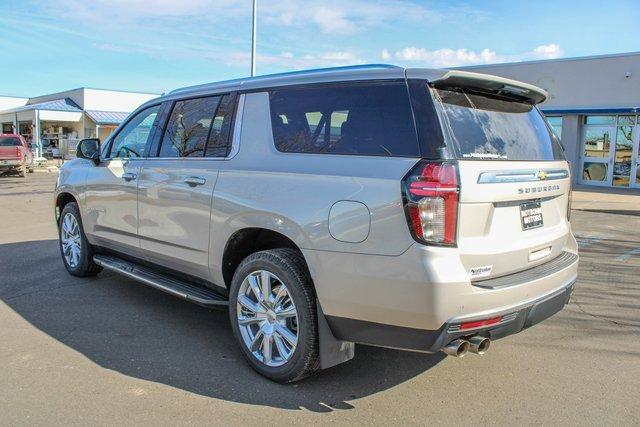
[60,212,82,268]
[236,270,299,367]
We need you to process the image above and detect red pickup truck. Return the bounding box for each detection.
[0,134,34,177]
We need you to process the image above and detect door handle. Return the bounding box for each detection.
[122,172,137,181]
[184,176,206,186]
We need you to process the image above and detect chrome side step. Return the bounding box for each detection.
[93,254,228,307]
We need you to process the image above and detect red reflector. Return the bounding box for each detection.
[460,316,502,331]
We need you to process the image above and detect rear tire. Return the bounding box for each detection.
[229,249,319,383]
[58,202,102,277]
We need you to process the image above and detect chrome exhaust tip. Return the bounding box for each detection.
[442,339,470,357]
[468,336,491,355]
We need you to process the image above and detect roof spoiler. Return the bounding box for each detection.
[427,70,547,104]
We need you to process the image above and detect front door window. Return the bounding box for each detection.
[109,105,160,158]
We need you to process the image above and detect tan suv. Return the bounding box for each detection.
[55,65,578,382]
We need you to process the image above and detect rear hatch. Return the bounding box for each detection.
[409,70,572,281]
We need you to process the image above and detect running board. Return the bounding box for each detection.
[93,254,228,307]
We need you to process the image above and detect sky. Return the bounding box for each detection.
[0,0,639,97]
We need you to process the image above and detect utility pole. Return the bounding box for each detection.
[251,0,257,76]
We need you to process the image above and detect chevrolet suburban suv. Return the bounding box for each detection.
[55,65,578,382]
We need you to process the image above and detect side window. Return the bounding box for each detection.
[204,94,237,157]
[159,96,220,158]
[109,105,160,158]
[268,83,419,156]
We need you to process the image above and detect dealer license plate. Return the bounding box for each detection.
[520,201,543,230]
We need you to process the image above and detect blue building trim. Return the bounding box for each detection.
[542,107,640,115]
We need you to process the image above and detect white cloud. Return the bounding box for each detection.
[393,47,499,67]
[262,0,447,35]
[529,44,564,60]
[311,8,356,34]
[220,50,364,70]
[384,44,565,67]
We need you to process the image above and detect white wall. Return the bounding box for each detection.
[82,88,158,112]
[459,52,640,110]
[39,111,82,122]
[0,96,28,111]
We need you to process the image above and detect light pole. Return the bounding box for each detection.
[251,0,257,76]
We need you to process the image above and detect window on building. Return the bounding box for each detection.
[584,116,615,125]
[160,96,220,158]
[269,83,419,157]
[545,116,563,139]
[109,105,160,158]
[580,114,639,187]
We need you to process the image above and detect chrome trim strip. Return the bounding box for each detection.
[478,168,569,184]
[102,94,245,163]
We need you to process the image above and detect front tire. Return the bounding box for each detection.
[229,249,319,383]
[58,202,102,277]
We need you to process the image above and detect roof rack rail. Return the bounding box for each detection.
[168,64,402,95]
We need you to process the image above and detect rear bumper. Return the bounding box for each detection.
[326,279,574,353]
[305,232,578,352]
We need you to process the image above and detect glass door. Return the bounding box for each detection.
[631,124,640,189]
[612,115,635,187]
[580,116,615,186]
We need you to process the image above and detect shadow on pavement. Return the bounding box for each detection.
[0,239,444,412]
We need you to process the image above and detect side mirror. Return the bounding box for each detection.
[77,138,101,165]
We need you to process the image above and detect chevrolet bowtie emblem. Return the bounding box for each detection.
[537,170,548,180]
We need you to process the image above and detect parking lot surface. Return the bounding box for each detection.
[1,173,639,426]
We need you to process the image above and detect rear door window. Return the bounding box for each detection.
[160,96,220,158]
[430,87,564,161]
[269,82,419,157]
[204,94,236,157]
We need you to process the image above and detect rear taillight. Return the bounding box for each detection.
[402,160,459,246]
[16,147,21,157]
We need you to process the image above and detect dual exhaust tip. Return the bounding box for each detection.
[442,336,490,358]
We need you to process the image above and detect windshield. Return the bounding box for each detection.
[431,87,564,161]
[0,137,21,147]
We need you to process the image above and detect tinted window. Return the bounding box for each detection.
[431,88,564,161]
[204,94,236,157]
[269,83,419,156]
[110,105,160,158]
[160,96,220,158]
[0,137,21,146]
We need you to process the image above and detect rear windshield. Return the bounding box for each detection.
[431,88,564,161]
[0,137,21,147]
[269,82,419,157]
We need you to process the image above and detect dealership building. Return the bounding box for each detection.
[0,88,158,157]
[461,51,640,189]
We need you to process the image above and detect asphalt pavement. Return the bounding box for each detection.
[0,172,638,426]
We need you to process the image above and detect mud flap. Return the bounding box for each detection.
[317,299,355,369]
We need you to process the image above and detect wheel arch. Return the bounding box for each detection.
[55,191,79,224]
[221,227,313,290]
